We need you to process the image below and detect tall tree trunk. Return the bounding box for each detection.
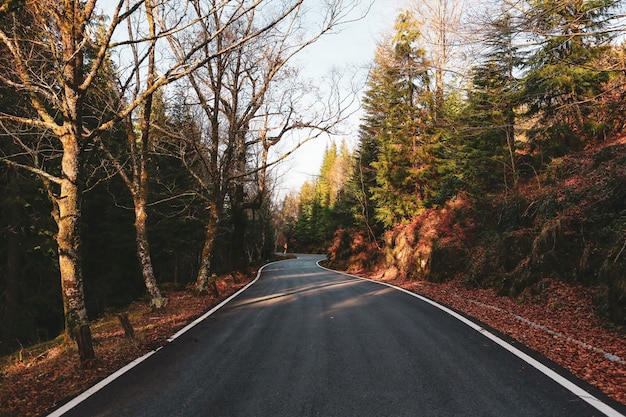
[435,68,444,123]
[506,58,517,191]
[195,41,223,298]
[103,111,166,308]
[196,204,219,297]
[505,109,517,190]
[134,195,166,307]
[132,0,165,308]
[434,0,446,124]
[57,130,93,362]
[133,89,165,308]
[56,0,95,362]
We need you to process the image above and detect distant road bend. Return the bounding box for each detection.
[52,254,626,417]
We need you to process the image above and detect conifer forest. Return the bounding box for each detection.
[1,0,625,391]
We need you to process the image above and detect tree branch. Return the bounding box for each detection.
[0,157,62,184]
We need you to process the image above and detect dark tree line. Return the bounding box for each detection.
[0,0,360,360]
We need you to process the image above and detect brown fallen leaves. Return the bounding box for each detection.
[0,277,252,417]
[1,267,624,416]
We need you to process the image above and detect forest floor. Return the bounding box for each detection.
[1,260,625,416]
[0,272,256,417]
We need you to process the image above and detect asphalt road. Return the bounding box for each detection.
[55,254,623,417]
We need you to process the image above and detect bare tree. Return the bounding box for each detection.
[161,0,361,294]
[405,0,468,122]
[95,0,168,309]
[0,0,336,362]
[0,0,107,362]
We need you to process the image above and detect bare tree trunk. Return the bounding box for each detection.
[506,57,518,191]
[56,0,95,361]
[434,45,445,122]
[57,130,93,362]
[99,111,166,308]
[134,195,166,307]
[194,22,223,297]
[505,111,518,191]
[131,89,166,308]
[196,205,219,297]
[106,0,165,309]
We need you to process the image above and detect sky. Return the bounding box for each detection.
[101,0,399,201]
[273,0,399,199]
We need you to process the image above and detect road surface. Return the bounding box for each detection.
[55,254,624,416]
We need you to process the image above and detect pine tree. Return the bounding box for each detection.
[293,141,355,250]
[460,12,522,193]
[295,181,318,249]
[521,0,616,153]
[365,12,433,227]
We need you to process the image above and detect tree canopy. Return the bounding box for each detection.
[0,0,361,359]
[2,0,626,361]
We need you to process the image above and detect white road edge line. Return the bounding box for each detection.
[317,261,626,417]
[46,260,280,417]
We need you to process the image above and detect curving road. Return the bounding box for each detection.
[53,255,625,417]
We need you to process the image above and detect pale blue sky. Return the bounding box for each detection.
[102,0,399,200]
[275,0,399,198]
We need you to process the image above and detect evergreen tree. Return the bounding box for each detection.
[294,141,355,250]
[295,181,318,249]
[365,12,433,227]
[460,13,522,193]
[350,45,389,236]
[521,0,617,153]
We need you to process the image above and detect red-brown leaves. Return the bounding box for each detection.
[0,276,253,417]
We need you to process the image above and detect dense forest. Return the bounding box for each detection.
[1,0,625,363]
[0,0,362,359]
[277,0,626,327]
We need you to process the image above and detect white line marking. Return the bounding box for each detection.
[317,261,626,417]
[456,294,625,365]
[46,350,157,417]
[46,260,279,416]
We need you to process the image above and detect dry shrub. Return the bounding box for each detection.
[381,194,476,282]
[327,229,381,273]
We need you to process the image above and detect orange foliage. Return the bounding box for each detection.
[378,193,477,282]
